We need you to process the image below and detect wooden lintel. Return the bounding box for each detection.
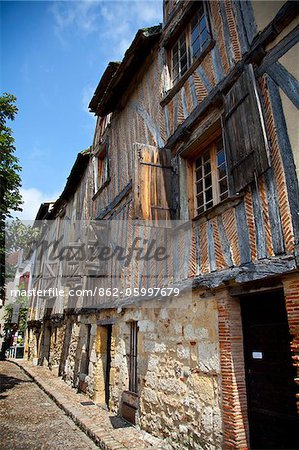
[97,318,117,326]
[229,278,283,297]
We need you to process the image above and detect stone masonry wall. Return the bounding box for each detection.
[32,290,223,449]
[99,290,223,450]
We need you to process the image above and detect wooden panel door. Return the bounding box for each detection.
[105,324,112,408]
[241,291,298,449]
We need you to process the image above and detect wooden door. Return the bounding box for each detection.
[105,324,112,408]
[241,291,298,449]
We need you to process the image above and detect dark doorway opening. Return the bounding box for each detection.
[241,290,298,449]
[105,324,112,407]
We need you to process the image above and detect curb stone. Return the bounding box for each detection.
[11,359,170,450]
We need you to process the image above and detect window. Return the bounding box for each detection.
[97,154,108,187]
[129,322,138,393]
[171,3,210,84]
[94,149,109,193]
[194,136,228,216]
[172,32,188,84]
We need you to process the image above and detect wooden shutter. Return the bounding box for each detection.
[223,64,270,193]
[133,143,176,221]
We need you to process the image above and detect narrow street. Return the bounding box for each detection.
[0,361,98,449]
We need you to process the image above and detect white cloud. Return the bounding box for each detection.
[13,187,60,221]
[50,0,162,58]
[50,0,100,44]
[28,146,46,160]
[98,1,162,59]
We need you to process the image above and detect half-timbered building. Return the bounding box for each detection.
[26,1,299,448]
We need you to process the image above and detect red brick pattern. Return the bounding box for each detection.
[192,70,208,104]
[211,217,228,270]
[244,190,258,261]
[222,209,241,266]
[184,80,194,114]
[224,0,242,63]
[259,175,275,257]
[200,222,209,273]
[210,1,230,74]
[261,76,294,253]
[177,93,185,126]
[201,52,217,87]
[217,289,249,449]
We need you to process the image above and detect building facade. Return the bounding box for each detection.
[26,2,299,449]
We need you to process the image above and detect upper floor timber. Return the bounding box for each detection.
[28,1,299,320]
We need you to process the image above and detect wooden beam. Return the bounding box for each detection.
[235,202,251,264]
[163,2,299,151]
[96,180,132,220]
[267,76,299,245]
[207,220,216,272]
[264,169,285,255]
[266,62,299,110]
[257,25,299,76]
[251,181,267,259]
[92,257,297,309]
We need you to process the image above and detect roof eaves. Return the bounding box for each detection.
[46,149,91,219]
[93,25,162,116]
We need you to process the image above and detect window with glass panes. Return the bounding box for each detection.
[194,137,228,215]
[171,3,210,84]
[190,4,210,62]
[172,33,188,84]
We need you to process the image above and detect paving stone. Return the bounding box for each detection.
[0,360,98,449]
[4,360,164,449]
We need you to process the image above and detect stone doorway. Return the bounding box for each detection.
[94,322,113,409]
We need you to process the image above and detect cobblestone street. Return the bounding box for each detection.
[0,361,98,449]
[0,361,166,450]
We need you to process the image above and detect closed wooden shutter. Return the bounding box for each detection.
[223,64,270,193]
[133,143,176,221]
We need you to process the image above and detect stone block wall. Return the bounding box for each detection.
[42,290,223,448]
[100,290,223,449]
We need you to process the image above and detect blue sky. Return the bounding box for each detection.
[1,0,162,219]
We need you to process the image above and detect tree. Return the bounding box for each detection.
[0,93,22,218]
[5,218,39,281]
[0,93,22,300]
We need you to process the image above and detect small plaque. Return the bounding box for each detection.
[252,351,263,359]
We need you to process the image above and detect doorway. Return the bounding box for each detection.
[241,290,298,449]
[105,324,112,407]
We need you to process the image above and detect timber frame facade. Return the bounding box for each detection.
[26,2,299,449]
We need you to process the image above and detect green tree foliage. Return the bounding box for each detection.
[0,93,22,218]
[6,218,38,255]
[5,218,39,280]
[0,93,22,299]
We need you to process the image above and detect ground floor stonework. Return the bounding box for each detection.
[26,273,299,449]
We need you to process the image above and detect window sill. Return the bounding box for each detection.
[92,178,110,200]
[192,194,244,224]
[161,39,215,108]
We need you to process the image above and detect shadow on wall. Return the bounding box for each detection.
[73,323,88,388]
[59,321,72,377]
